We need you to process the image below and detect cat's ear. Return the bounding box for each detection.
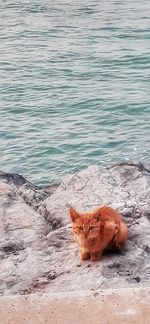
[70,207,80,223]
[92,208,101,222]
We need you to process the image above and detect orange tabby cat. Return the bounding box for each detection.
[70,205,128,261]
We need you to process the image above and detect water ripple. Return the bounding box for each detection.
[0,0,150,184]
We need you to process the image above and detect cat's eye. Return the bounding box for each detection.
[78,226,83,230]
[89,226,94,230]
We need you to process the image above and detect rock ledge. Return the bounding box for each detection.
[0,162,149,295]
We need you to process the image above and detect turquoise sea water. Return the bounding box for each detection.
[0,0,150,185]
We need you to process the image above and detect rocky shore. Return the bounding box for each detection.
[0,162,149,296]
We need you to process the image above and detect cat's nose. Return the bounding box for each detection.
[84,233,88,238]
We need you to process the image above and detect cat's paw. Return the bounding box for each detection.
[80,252,90,261]
[91,252,101,262]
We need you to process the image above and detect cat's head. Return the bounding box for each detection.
[69,207,101,239]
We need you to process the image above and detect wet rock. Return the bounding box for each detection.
[0,171,27,189]
[0,161,150,296]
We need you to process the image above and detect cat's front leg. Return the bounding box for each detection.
[80,251,90,261]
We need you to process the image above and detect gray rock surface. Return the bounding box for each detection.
[0,162,149,296]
